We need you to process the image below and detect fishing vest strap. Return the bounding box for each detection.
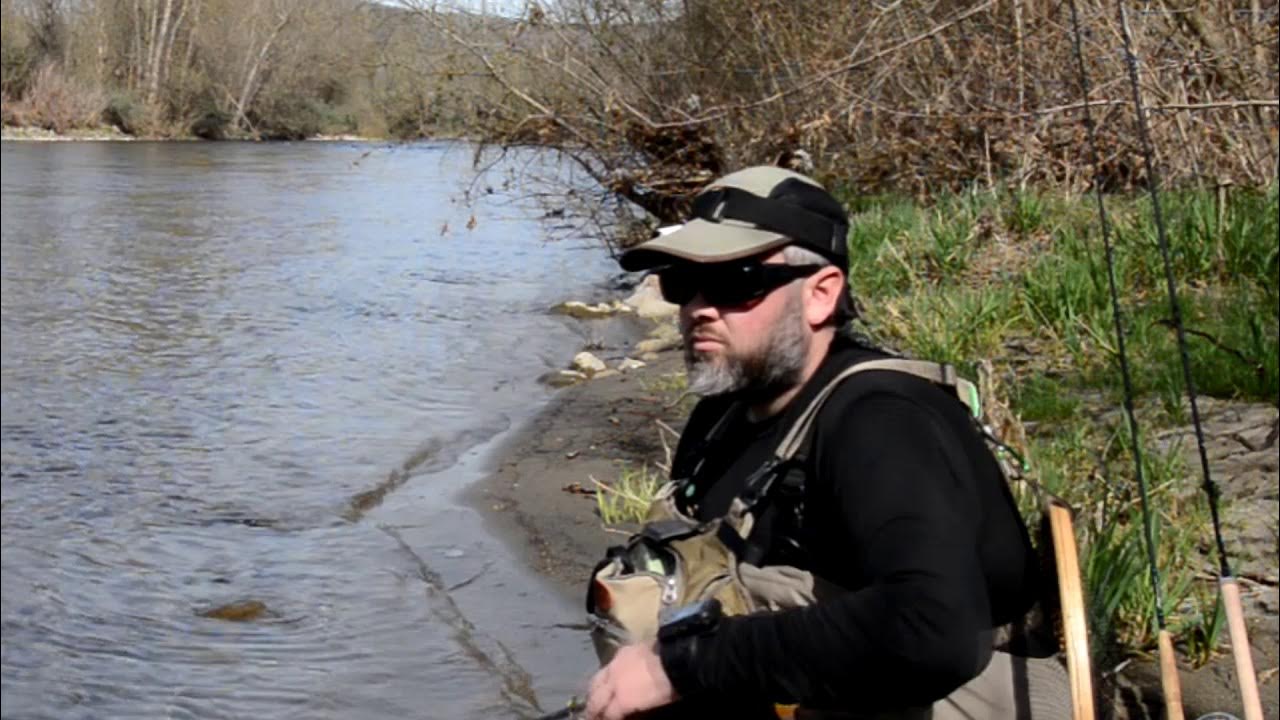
[721,357,980,560]
[772,358,978,484]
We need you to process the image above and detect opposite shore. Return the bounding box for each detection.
[1,125,385,142]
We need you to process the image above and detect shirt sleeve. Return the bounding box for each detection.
[660,391,994,710]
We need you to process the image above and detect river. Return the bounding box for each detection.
[0,141,613,719]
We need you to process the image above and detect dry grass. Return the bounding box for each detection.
[12,65,107,134]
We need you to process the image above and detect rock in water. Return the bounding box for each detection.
[199,600,269,622]
[549,300,631,319]
[572,352,608,375]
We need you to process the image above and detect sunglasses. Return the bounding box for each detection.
[656,262,825,307]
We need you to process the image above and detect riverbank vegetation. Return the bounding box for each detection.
[1,0,514,140]
[843,183,1278,670]
[3,2,1275,189]
[446,0,1273,677]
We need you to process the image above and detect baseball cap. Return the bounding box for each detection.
[618,166,850,272]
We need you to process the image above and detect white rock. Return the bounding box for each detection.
[635,324,683,354]
[624,275,679,320]
[617,358,647,372]
[539,369,588,387]
[550,300,632,319]
[572,351,608,375]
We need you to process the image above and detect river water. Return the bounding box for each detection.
[0,141,614,719]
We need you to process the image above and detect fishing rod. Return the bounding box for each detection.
[1062,1,1183,718]
[1113,4,1265,719]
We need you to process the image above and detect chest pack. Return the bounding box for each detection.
[584,358,1021,664]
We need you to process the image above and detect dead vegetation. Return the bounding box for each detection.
[403,0,1276,232]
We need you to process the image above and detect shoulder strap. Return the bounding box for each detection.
[772,358,980,464]
[729,358,978,524]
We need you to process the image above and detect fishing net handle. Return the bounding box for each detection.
[1044,497,1097,720]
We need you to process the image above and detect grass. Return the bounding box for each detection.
[849,184,1278,406]
[844,182,1276,667]
[1013,374,1084,425]
[594,463,666,525]
[1030,424,1214,669]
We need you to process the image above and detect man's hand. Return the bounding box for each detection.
[585,642,678,720]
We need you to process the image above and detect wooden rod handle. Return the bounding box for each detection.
[1048,501,1095,720]
[1157,629,1184,720]
[1220,578,1264,720]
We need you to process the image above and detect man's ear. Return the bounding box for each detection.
[804,266,845,327]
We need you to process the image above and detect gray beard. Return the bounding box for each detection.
[684,291,809,400]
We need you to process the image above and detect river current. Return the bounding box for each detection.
[1,141,612,719]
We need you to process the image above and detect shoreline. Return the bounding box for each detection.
[463,295,687,602]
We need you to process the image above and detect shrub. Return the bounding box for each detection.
[104,92,144,135]
[21,64,105,133]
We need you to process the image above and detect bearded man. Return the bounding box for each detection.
[583,167,1071,720]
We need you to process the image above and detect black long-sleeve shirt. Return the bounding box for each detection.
[660,339,1042,713]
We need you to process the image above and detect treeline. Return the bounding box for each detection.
[0,0,500,139]
[2,1,1276,201]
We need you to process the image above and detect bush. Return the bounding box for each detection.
[1,91,31,127]
[249,92,347,140]
[104,92,144,135]
[21,64,105,133]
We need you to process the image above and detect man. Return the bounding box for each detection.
[584,167,1069,719]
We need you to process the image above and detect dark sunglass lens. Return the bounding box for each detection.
[658,263,822,307]
[657,268,697,305]
[699,265,761,306]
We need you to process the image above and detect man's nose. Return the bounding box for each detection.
[681,292,717,320]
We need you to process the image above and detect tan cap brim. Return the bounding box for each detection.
[619,218,791,271]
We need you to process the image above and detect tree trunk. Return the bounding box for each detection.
[131,0,144,90]
[146,0,173,104]
[233,6,293,133]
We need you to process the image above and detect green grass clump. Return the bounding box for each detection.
[1022,423,1215,669]
[594,464,665,525]
[841,182,1277,666]
[846,184,1277,406]
[1013,374,1083,425]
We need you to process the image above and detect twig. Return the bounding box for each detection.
[647,0,999,130]
[1155,319,1264,374]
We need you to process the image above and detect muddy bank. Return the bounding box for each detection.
[468,302,1279,719]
